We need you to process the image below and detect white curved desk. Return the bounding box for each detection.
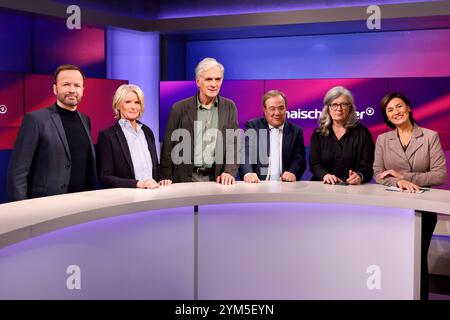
[0,182,449,299]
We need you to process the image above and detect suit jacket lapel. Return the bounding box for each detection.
[77,112,96,162]
[387,130,408,162]
[405,125,424,161]
[281,122,291,172]
[50,105,71,160]
[186,96,197,136]
[142,125,158,171]
[259,118,270,169]
[217,96,226,133]
[114,122,135,176]
[186,97,197,161]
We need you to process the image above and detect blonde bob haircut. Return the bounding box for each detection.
[112,84,145,120]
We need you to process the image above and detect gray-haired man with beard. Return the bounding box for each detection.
[7,64,97,201]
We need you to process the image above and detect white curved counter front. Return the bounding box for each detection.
[0,181,449,299]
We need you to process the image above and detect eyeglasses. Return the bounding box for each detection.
[329,102,351,110]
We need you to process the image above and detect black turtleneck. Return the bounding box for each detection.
[56,105,91,193]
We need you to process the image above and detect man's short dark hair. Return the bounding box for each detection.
[54,64,85,84]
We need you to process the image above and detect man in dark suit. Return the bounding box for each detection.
[6,64,96,201]
[160,57,239,184]
[241,90,306,183]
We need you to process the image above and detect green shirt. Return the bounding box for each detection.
[194,95,219,168]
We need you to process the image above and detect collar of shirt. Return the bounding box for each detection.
[197,94,219,110]
[118,119,142,133]
[266,123,283,181]
[268,123,284,131]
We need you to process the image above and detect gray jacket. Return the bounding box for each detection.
[7,104,97,201]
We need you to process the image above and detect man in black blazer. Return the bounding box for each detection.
[160,58,239,184]
[241,90,306,182]
[6,64,96,201]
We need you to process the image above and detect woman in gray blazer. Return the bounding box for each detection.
[373,92,447,300]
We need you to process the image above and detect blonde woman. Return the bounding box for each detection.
[97,84,171,188]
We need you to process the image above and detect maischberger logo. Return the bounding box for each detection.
[287,106,375,120]
[286,108,321,120]
[0,104,7,115]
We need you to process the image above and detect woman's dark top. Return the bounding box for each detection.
[309,123,375,183]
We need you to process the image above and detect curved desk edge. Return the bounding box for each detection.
[1,181,449,249]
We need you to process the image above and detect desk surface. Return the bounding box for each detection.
[1,181,449,248]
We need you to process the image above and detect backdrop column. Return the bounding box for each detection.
[106,28,160,150]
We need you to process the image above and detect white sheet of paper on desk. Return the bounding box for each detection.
[385,186,425,194]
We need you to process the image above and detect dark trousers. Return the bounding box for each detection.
[420,211,437,300]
